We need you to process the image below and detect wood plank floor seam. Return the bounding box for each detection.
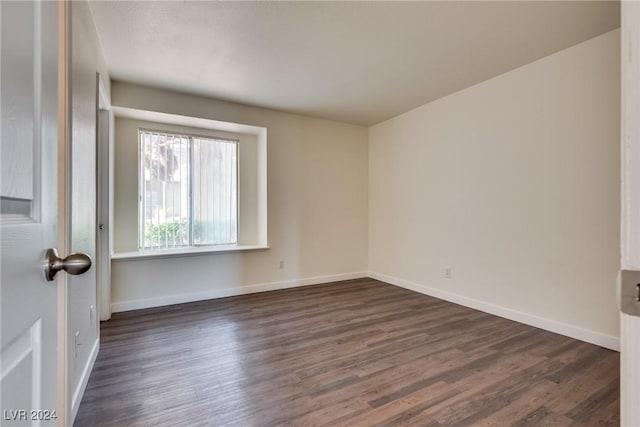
[74,278,619,426]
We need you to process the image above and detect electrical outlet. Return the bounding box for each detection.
[279,260,285,269]
[445,267,452,279]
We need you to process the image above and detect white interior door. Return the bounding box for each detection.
[1,1,61,424]
[621,1,640,425]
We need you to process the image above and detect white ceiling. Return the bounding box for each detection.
[89,1,620,126]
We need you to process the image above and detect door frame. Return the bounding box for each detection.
[57,0,70,424]
[96,74,112,322]
[621,1,640,425]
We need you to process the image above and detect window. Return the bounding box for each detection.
[139,129,238,249]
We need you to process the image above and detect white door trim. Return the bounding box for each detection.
[96,74,112,321]
[56,0,70,424]
[620,2,640,425]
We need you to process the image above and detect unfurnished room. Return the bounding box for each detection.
[2,1,640,426]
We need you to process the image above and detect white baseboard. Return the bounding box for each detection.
[109,270,619,351]
[110,271,368,313]
[70,338,99,424]
[368,271,620,352]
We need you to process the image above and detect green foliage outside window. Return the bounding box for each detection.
[144,220,188,248]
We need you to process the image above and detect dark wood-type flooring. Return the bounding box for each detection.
[75,278,619,426]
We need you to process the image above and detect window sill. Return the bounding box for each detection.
[111,244,269,261]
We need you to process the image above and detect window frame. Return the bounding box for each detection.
[137,127,240,250]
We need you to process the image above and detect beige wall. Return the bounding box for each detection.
[369,30,621,341]
[111,82,369,308]
[110,30,620,347]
